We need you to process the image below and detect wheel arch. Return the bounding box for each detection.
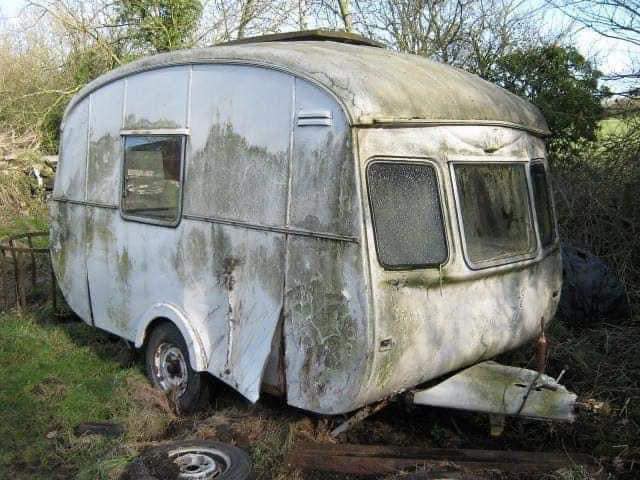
[133,303,208,372]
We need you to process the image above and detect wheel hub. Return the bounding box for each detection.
[154,343,188,396]
[168,447,231,479]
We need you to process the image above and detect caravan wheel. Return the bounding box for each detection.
[145,322,210,414]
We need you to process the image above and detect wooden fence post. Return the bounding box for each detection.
[8,239,22,312]
[0,249,6,310]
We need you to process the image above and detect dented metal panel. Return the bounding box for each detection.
[284,237,369,414]
[50,98,91,321]
[355,126,562,407]
[284,80,368,414]
[412,361,577,421]
[49,201,91,321]
[80,64,291,402]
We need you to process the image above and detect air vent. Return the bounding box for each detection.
[297,110,332,127]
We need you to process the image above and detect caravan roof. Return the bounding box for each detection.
[64,35,549,136]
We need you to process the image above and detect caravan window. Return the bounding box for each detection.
[367,161,447,269]
[453,163,536,268]
[530,163,556,248]
[121,135,185,225]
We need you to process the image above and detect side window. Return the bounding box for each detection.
[530,162,557,247]
[367,161,447,269]
[121,135,185,225]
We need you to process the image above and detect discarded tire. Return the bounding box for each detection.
[558,244,630,325]
[120,440,253,480]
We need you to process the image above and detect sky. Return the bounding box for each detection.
[1,0,638,87]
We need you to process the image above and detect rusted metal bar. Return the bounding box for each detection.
[330,399,391,437]
[0,231,51,311]
[286,443,600,477]
[536,317,548,374]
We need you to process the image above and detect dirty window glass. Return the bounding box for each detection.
[530,163,556,247]
[367,162,447,268]
[454,163,536,266]
[122,136,184,224]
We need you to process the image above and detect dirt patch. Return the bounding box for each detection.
[119,447,180,480]
[31,375,66,398]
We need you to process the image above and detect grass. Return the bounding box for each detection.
[598,118,628,138]
[0,307,313,480]
[0,308,148,479]
[2,305,638,479]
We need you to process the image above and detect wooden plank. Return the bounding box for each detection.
[286,443,599,477]
[292,442,596,465]
[27,235,37,290]
[0,246,49,254]
[8,239,22,311]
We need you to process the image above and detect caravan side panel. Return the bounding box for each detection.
[50,99,91,322]
[284,79,370,415]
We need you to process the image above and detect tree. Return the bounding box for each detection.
[311,0,560,77]
[117,0,203,52]
[490,44,608,147]
[550,0,640,94]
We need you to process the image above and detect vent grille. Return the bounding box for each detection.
[297,110,332,127]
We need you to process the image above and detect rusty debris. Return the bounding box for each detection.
[74,421,124,437]
[0,231,60,314]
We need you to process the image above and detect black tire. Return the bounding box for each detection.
[121,440,253,480]
[145,322,209,414]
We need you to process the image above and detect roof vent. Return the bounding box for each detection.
[218,29,384,49]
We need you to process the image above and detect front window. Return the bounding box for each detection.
[453,163,536,268]
[367,161,447,269]
[121,135,185,225]
[530,163,557,248]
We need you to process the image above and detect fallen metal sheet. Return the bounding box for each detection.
[286,443,599,477]
[412,361,577,421]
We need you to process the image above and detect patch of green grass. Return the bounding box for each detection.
[0,309,146,479]
[0,213,49,239]
[598,117,629,138]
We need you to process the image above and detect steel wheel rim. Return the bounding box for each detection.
[154,342,188,396]
[168,446,231,479]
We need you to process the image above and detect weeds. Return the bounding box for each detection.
[0,151,48,238]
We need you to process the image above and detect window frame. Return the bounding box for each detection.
[529,159,559,250]
[450,160,538,270]
[119,132,187,228]
[366,157,449,271]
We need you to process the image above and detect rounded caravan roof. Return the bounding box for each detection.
[64,31,550,136]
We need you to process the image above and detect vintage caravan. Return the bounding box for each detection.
[50,31,576,422]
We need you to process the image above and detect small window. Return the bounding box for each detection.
[367,161,447,269]
[530,163,556,247]
[121,135,185,225]
[453,163,536,267]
